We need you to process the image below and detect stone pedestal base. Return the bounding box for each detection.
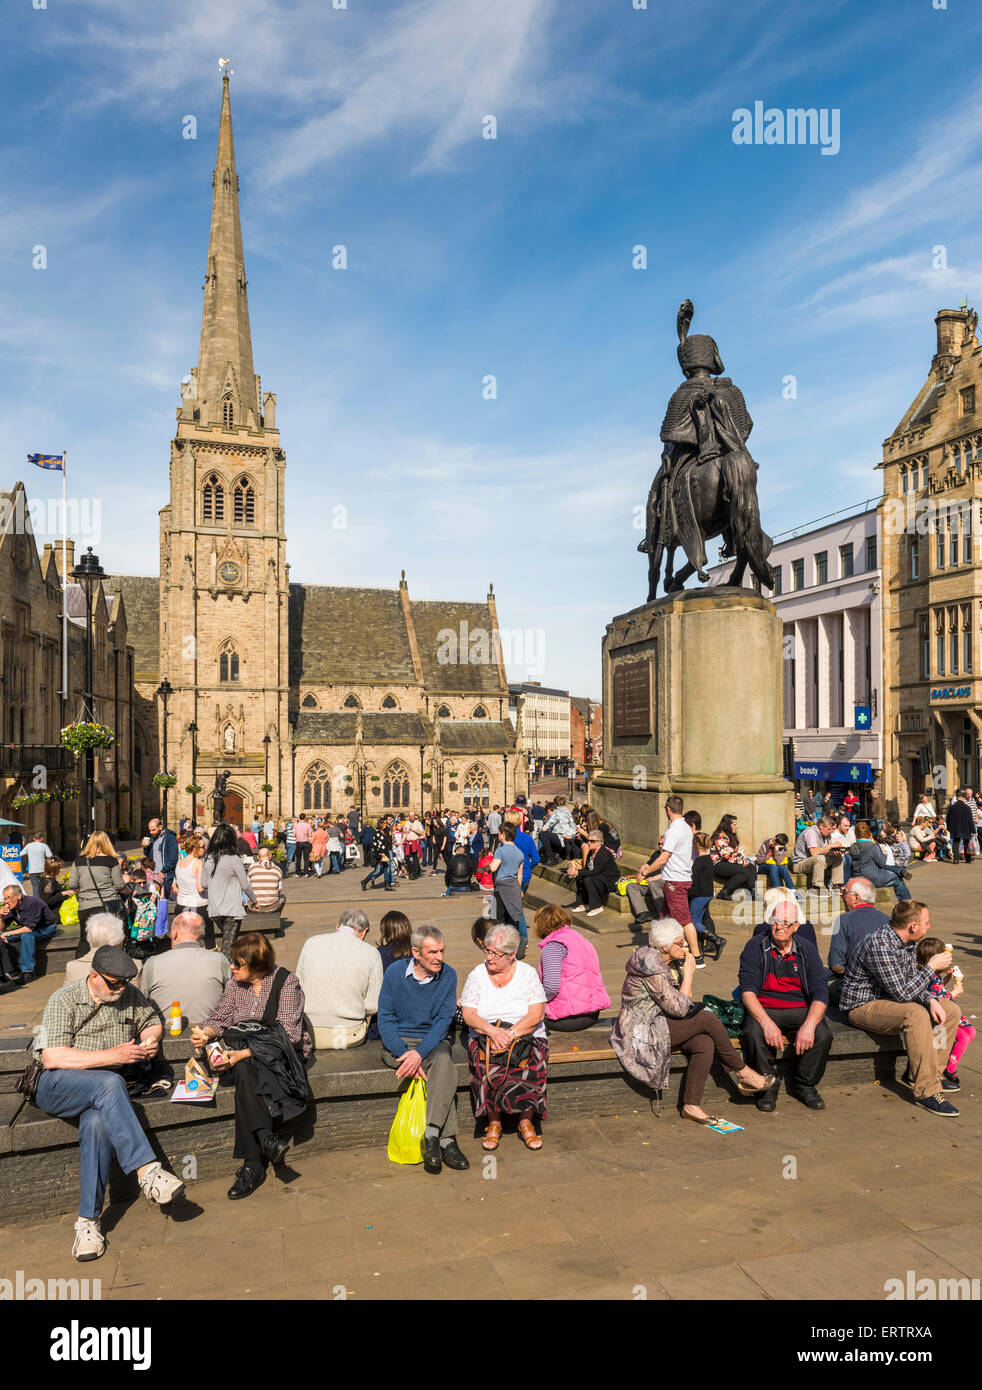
[591,588,793,854]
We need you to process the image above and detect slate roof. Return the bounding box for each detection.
[290,584,417,686]
[293,711,430,745]
[438,721,515,754]
[102,575,160,683]
[411,600,505,694]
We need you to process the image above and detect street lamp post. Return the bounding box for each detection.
[263,734,271,817]
[419,744,425,814]
[156,679,174,824]
[503,753,508,807]
[71,547,104,842]
[187,721,198,824]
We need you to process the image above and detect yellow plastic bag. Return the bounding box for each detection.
[386,1076,427,1164]
[59,894,79,927]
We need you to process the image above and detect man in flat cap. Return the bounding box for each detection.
[34,944,186,1262]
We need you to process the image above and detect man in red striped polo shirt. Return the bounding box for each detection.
[738,900,833,1112]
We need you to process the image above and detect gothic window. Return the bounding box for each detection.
[222,394,235,429]
[381,694,397,709]
[436,704,451,718]
[301,760,332,812]
[219,639,240,683]
[920,458,929,490]
[472,705,488,719]
[462,762,491,809]
[900,464,908,495]
[203,474,225,522]
[233,476,255,525]
[342,694,361,709]
[383,760,410,809]
[301,693,318,709]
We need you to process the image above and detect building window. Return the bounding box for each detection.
[936,611,945,676]
[382,760,410,809]
[839,543,854,578]
[771,566,782,596]
[951,513,960,566]
[222,394,235,429]
[218,639,239,683]
[381,694,397,709]
[965,507,973,563]
[901,464,909,495]
[814,551,828,585]
[301,693,317,709]
[791,558,804,590]
[472,705,488,719]
[462,762,491,809]
[233,477,255,525]
[961,387,976,416]
[436,704,451,718]
[910,536,920,580]
[937,519,946,570]
[865,535,877,571]
[342,694,361,709]
[202,474,225,522]
[921,459,929,490]
[301,760,332,812]
[964,605,973,672]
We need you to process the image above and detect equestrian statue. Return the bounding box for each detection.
[638,300,775,600]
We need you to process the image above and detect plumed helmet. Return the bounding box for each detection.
[675,300,724,375]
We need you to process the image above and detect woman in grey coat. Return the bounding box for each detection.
[66,831,126,959]
[200,823,256,957]
[610,919,774,1124]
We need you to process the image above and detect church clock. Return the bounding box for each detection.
[219,560,241,586]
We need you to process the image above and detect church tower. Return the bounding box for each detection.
[159,71,289,825]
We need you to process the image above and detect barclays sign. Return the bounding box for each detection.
[931,686,971,700]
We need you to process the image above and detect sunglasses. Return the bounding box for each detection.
[97,971,128,990]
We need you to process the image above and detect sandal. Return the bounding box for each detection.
[482,1122,502,1151]
[517,1118,542,1150]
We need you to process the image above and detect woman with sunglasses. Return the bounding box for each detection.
[191,932,312,1200]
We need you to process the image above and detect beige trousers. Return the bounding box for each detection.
[849,997,961,1099]
[313,1020,368,1050]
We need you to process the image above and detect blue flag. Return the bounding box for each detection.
[28,453,65,471]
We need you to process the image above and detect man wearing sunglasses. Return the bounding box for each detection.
[34,944,185,1263]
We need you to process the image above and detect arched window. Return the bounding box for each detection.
[233,476,255,525]
[900,464,908,495]
[472,705,488,719]
[219,639,239,683]
[436,704,451,718]
[342,694,361,709]
[462,762,490,809]
[383,760,410,809]
[381,694,397,709]
[222,394,235,429]
[301,760,332,812]
[203,474,225,522]
[301,693,318,709]
[920,458,929,490]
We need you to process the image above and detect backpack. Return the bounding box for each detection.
[130,891,157,942]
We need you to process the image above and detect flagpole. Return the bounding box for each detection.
[61,450,68,717]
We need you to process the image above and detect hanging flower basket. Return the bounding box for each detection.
[12,793,40,809]
[186,783,203,796]
[61,721,116,754]
[55,786,80,802]
[260,783,273,794]
[153,773,178,789]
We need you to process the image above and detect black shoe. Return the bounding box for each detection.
[941,1072,961,1093]
[423,1136,442,1174]
[702,932,727,960]
[694,955,706,969]
[19,971,36,984]
[633,911,654,925]
[916,1093,960,1117]
[361,877,369,892]
[227,1162,266,1199]
[440,1139,470,1171]
[260,1134,291,1165]
[715,892,734,902]
[755,1090,777,1112]
[384,885,396,892]
[5,972,24,987]
[792,1085,826,1110]
[898,1066,914,1089]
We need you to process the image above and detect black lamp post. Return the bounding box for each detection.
[503,752,509,807]
[419,744,425,814]
[263,734,271,817]
[188,721,198,823]
[156,679,174,824]
[71,546,104,842]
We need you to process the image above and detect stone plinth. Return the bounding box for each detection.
[591,587,793,852]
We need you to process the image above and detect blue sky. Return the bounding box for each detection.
[5,0,982,697]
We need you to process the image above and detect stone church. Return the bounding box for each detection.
[105,75,525,829]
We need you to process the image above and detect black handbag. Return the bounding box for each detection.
[17,1000,103,1104]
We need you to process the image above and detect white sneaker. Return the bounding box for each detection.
[138,1161,185,1207]
[586,906,604,916]
[73,1216,106,1262]
[570,904,588,912]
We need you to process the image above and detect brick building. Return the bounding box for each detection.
[104,76,523,829]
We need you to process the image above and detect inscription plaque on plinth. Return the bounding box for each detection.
[612,661,652,737]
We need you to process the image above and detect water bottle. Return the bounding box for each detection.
[169,1001,182,1036]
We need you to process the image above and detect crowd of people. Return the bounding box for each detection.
[6,781,973,1264]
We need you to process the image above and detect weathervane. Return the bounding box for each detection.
[218,57,234,79]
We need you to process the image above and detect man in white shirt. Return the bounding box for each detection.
[643,797,701,963]
[24,832,53,898]
[295,907,383,1049]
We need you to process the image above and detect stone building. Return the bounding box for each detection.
[570,696,602,770]
[508,682,571,778]
[879,305,982,819]
[0,498,137,848]
[104,75,523,829]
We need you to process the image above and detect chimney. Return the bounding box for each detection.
[935,308,967,361]
[51,538,75,581]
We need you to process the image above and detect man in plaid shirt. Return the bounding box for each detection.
[841,900,961,1116]
[35,945,186,1262]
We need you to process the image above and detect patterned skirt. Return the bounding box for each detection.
[467,1035,548,1119]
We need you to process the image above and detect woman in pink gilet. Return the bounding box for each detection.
[534,904,611,1032]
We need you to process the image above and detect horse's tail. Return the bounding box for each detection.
[723,447,774,588]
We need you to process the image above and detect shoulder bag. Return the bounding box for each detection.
[17,1000,104,1104]
[482,1020,534,1078]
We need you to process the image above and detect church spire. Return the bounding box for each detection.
[191,71,259,430]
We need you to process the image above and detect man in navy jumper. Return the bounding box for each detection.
[377,925,469,1175]
[739,899,832,1113]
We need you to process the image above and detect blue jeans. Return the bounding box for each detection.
[766,863,795,890]
[365,859,394,887]
[329,851,342,874]
[10,923,57,972]
[285,843,296,874]
[689,895,712,930]
[36,1069,156,1218]
[885,871,911,900]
